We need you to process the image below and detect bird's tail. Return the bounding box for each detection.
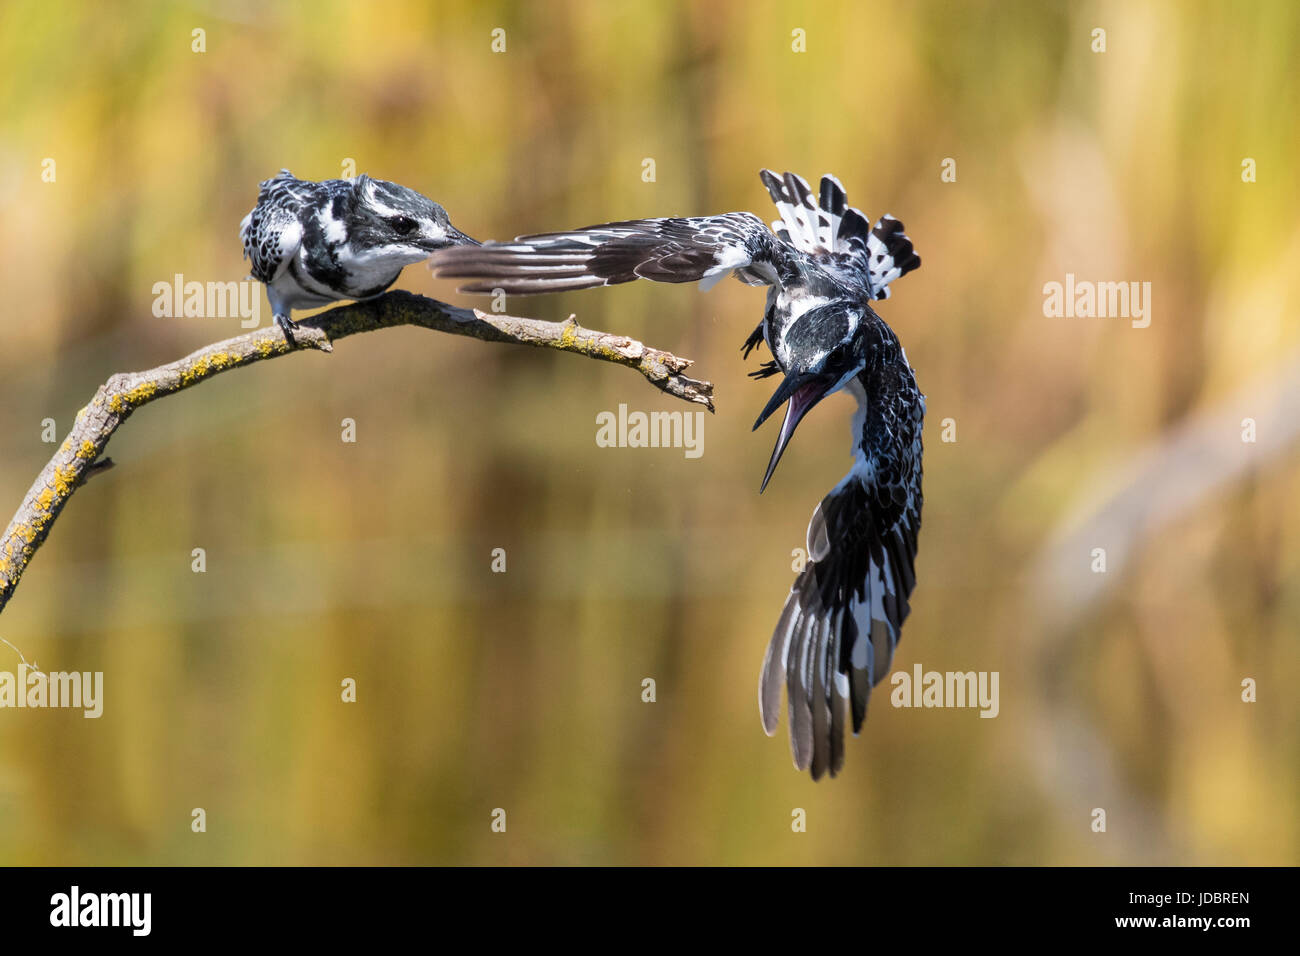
[760,169,920,300]
[838,210,921,300]
[760,169,839,254]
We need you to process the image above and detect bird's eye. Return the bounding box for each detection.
[389,216,418,235]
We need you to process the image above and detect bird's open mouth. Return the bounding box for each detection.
[754,373,830,492]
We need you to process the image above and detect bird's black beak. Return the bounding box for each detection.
[418,226,478,251]
[753,371,830,493]
[442,225,479,247]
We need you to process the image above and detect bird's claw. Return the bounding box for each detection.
[740,323,766,360]
[274,313,300,346]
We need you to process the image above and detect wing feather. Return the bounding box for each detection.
[758,356,924,779]
[240,170,308,284]
[430,213,795,294]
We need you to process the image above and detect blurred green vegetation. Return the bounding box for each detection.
[0,0,1296,864]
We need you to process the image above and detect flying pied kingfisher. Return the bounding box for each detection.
[429,170,923,781]
[240,169,477,340]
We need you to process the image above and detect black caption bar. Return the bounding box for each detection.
[0,866,1281,941]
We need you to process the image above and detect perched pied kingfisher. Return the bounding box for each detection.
[240,169,477,340]
[429,170,923,780]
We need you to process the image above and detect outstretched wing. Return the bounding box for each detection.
[239,169,310,284]
[759,359,924,780]
[429,212,800,294]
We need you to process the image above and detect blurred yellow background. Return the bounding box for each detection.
[0,0,1296,864]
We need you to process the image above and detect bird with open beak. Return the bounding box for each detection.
[430,169,924,780]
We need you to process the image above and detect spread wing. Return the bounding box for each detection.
[759,360,925,780]
[239,169,309,283]
[428,212,801,294]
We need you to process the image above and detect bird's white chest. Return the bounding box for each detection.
[770,292,832,367]
[332,243,404,290]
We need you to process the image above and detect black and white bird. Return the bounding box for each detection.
[430,170,924,780]
[240,169,477,339]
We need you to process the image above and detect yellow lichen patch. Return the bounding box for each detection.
[35,487,55,511]
[76,439,97,460]
[52,464,79,496]
[559,324,603,359]
[109,381,158,413]
[180,350,240,387]
[255,338,275,357]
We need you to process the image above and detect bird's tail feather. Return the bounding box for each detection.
[835,209,921,300]
[760,170,827,254]
[760,169,921,300]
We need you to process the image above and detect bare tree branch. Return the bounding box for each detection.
[0,290,714,616]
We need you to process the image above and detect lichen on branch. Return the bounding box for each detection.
[0,290,714,616]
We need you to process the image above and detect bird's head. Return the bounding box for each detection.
[344,175,477,264]
[753,311,867,492]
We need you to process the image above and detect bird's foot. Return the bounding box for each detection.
[740,323,765,360]
[274,313,300,347]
